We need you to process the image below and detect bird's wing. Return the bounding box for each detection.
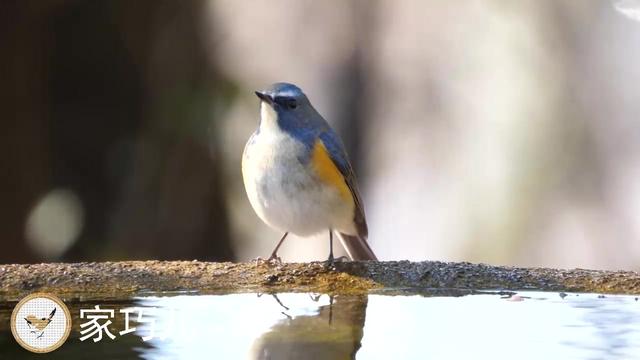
[318,131,368,239]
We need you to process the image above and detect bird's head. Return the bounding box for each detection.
[255,82,320,135]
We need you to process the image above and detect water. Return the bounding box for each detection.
[1,291,639,359]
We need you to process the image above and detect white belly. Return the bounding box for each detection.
[242,130,355,236]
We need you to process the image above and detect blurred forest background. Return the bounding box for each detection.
[2,1,639,270]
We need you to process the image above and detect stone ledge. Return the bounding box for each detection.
[0,260,638,301]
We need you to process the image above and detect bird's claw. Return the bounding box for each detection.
[252,255,282,266]
[323,255,349,269]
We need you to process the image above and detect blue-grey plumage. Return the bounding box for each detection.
[242,82,377,261]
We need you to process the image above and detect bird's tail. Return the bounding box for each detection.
[337,233,377,261]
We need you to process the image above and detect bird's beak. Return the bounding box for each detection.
[255,91,274,105]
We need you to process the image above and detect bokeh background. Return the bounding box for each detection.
[2,0,639,270]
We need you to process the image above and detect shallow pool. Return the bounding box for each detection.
[1,290,639,359]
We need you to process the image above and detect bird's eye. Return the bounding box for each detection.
[274,96,298,109]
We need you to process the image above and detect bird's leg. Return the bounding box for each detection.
[271,294,290,311]
[328,294,334,325]
[324,230,349,266]
[267,231,289,264]
[252,232,288,265]
[268,232,288,263]
[326,230,335,265]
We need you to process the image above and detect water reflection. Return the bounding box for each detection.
[136,293,369,359]
[569,294,640,359]
[1,291,640,359]
[250,294,367,359]
[358,292,640,360]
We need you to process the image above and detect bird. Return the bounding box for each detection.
[242,82,377,262]
[25,308,56,337]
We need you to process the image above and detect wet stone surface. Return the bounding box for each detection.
[0,260,639,301]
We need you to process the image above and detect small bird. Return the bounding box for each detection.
[25,308,56,337]
[242,82,377,262]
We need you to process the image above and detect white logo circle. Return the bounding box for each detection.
[11,293,72,353]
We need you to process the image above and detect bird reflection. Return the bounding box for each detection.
[251,294,368,360]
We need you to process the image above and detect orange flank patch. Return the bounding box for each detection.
[311,140,352,202]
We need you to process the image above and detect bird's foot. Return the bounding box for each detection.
[323,255,349,269]
[252,255,282,266]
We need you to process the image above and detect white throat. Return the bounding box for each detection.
[259,102,281,134]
